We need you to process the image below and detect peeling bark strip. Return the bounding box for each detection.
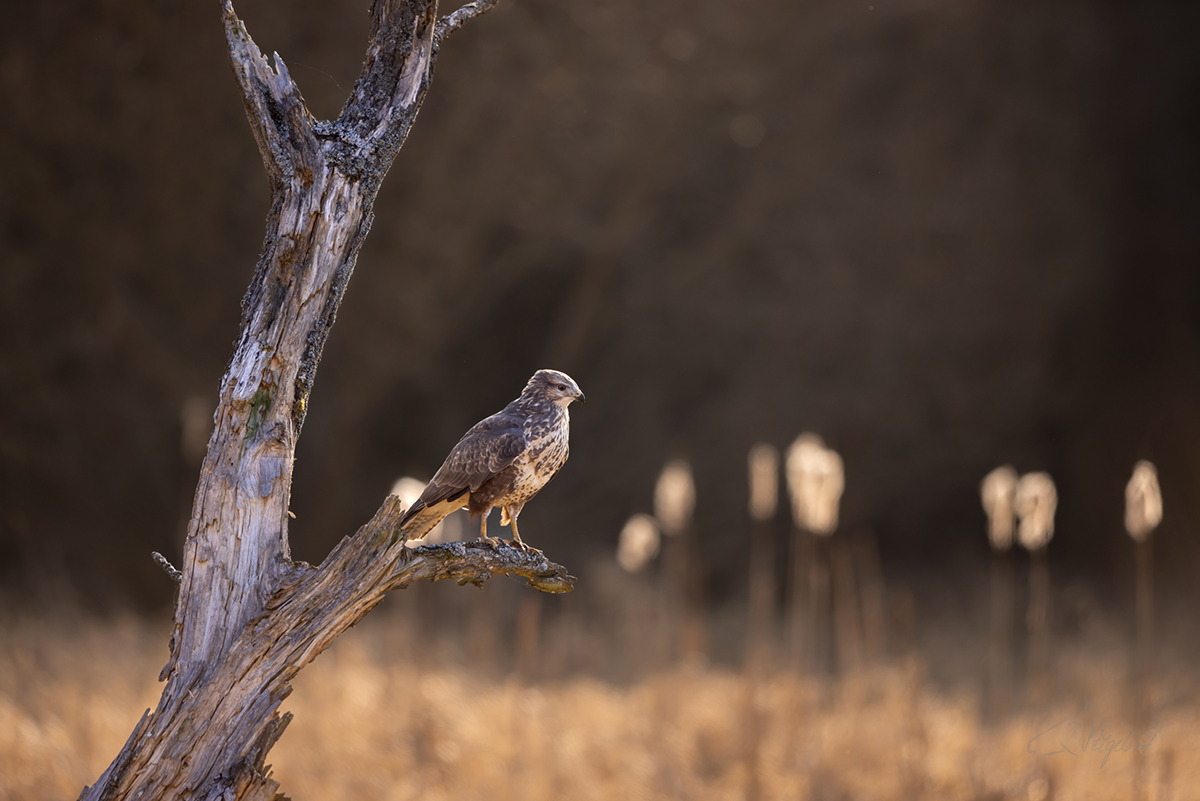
[75,3,574,800]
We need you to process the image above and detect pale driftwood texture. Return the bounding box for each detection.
[78,2,578,799]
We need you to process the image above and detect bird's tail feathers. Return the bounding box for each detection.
[399,496,466,542]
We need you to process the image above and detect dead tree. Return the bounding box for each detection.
[79,2,576,799]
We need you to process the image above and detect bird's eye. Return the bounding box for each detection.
[556,384,566,391]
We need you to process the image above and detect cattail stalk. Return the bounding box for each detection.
[616,513,664,676]
[1126,460,1162,730]
[785,434,844,674]
[888,586,916,660]
[1026,546,1050,703]
[981,465,1018,721]
[1133,536,1153,801]
[1015,471,1056,706]
[746,444,779,671]
[787,520,812,671]
[741,677,766,801]
[854,533,887,665]
[988,551,1014,719]
[830,540,863,673]
[741,444,777,801]
[807,537,833,675]
[655,459,704,664]
[1135,538,1153,693]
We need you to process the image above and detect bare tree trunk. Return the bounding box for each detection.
[79,3,577,799]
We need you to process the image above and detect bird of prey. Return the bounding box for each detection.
[397,369,585,551]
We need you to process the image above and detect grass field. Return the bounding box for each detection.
[2,576,1196,801]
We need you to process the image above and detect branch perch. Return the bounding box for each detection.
[397,539,578,593]
[77,2,577,800]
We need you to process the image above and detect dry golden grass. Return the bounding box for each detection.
[1,604,1197,801]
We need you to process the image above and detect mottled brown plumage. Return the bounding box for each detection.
[398,369,585,550]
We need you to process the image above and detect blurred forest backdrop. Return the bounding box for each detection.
[6,1,1200,798]
[2,0,1199,617]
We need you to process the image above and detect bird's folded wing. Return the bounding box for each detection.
[399,413,529,533]
[432,424,528,496]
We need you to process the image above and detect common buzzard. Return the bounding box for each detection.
[398,369,585,550]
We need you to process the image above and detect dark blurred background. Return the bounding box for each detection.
[2,0,1198,615]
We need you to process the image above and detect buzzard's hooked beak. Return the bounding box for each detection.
[576,391,586,404]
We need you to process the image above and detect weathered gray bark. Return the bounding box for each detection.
[79,2,576,799]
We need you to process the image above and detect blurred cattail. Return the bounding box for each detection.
[654,459,704,662]
[785,434,844,536]
[981,465,1018,722]
[746,444,779,670]
[391,476,461,545]
[785,434,843,674]
[1015,471,1056,705]
[743,442,780,790]
[1125,460,1162,543]
[390,476,426,508]
[748,444,779,522]
[655,459,696,536]
[617,514,661,573]
[1127,460,1162,729]
[980,465,1018,552]
[1015,472,1056,551]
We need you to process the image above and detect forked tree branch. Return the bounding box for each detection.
[77,2,579,800]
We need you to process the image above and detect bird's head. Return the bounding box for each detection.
[525,369,585,408]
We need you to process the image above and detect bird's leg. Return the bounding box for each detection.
[476,510,500,546]
[508,517,535,554]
